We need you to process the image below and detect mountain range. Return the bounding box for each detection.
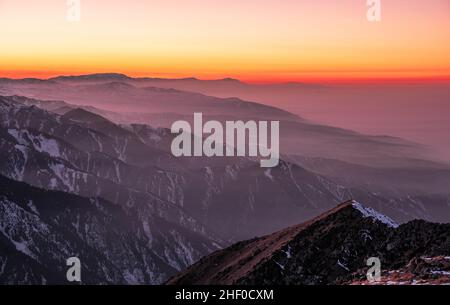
[0,73,449,284]
[0,75,441,167]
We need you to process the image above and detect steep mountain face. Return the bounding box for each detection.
[0,97,228,284]
[0,97,213,238]
[0,95,443,242]
[0,96,350,242]
[167,201,450,285]
[0,175,220,284]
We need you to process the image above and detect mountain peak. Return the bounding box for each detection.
[220,77,241,82]
[50,73,131,82]
[167,200,444,285]
[63,107,110,124]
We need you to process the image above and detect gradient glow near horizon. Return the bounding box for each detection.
[0,0,449,82]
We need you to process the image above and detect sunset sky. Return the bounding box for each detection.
[0,0,449,82]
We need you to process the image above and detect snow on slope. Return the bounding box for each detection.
[8,129,61,158]
[352,200,399,228]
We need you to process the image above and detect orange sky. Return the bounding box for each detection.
[0,0,449,82]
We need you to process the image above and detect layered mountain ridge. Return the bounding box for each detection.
[0,74,438,167]
[1,95,446,242]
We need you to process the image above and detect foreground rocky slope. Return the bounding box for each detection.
[167,200,450,285]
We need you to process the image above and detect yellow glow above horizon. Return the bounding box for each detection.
[0,0,449,82]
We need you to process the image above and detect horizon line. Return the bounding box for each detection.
[1,72,450,85]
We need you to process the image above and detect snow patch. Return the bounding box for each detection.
[27,200,39,215]
[142,220,153,246]
[8,129,60,158]
[149,133,162,142]
[274,260,285,270]
[337,259,349,271]
[12,144,28,180]
[49,163,75,192]
[431,270,450,276]
[282,246,292,259]
[352,201,399,228]
[264,168,274,181]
